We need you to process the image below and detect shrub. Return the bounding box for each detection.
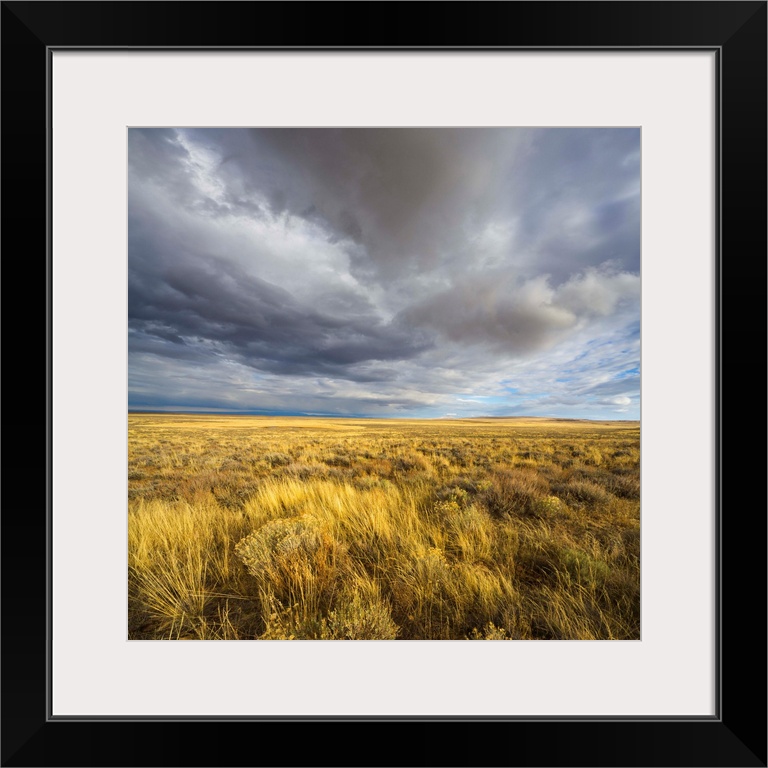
[481,469,548,518]
[467,622,510,640]
[558,546,610,587]
[532,495,565,518]
[321,582,399,640]
[235,515,343,615]
[264,452,292,468]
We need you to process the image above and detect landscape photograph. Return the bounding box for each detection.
[128,127,640,640]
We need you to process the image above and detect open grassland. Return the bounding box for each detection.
[129,414,640,640]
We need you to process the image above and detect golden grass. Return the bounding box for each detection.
[129,414,639,640]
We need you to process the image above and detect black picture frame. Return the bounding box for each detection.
[3,2,765,766]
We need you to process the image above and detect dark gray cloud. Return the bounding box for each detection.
[129,248,432,379]
[129,127,640,418]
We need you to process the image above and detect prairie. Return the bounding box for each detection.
[128,414,639,640]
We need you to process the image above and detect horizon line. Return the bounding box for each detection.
[128,409,639,423]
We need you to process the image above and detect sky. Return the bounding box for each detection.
[128,127,640,420]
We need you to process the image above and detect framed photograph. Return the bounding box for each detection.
[4,1,765,765]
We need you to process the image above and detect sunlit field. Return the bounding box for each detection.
[128,414,639,640]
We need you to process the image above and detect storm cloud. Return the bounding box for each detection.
[129,128,640,418]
